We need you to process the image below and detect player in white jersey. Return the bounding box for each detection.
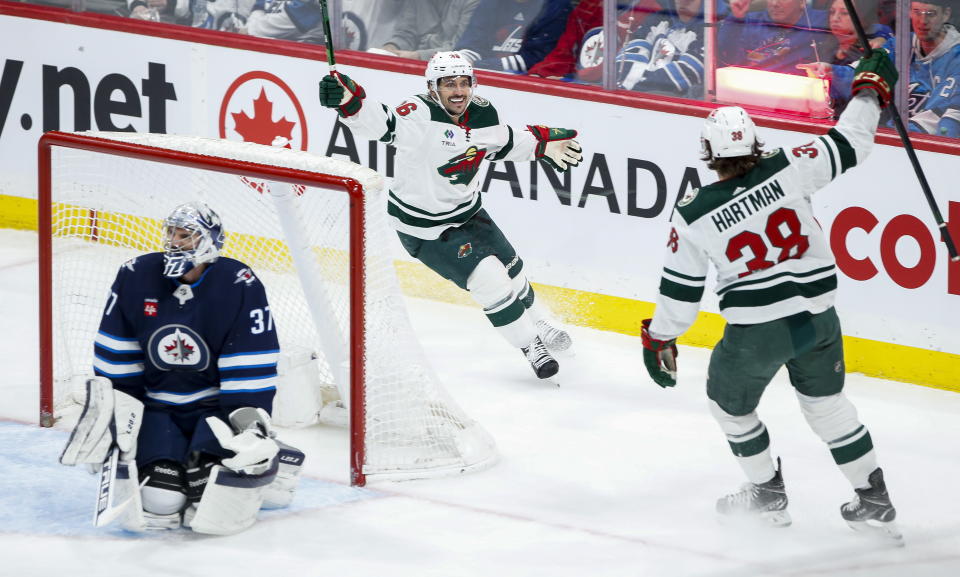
[641,51,902,541]
[318,51,582,381]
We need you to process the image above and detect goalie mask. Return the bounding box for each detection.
[700,106,758,159]
[425,51,477,109]
[162,201,225,279]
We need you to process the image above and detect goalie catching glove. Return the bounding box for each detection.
[641,318,678,388]
[851,49,898,108]
[319,71,365,117]
[206,413,279,476]
[527,125,583,172]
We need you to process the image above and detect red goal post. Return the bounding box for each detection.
[37,131,497,486]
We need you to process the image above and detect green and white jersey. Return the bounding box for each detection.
[341,93,540,239]
[649,93,882,339]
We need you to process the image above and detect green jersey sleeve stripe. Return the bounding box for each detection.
[826,128,857,173]
[490,125,515,160]
[719,275,837,309]
[818,134,838,180]
[379,105,397,144]
[388,198,482,229]
[663,267,707,283]
[659,277,705,303]
[717,264,835,296]
[388,190,478,217]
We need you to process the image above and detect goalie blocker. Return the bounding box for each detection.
[60,379,304,534]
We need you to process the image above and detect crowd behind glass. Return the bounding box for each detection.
[21,0,960,137]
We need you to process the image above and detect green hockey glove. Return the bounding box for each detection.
[852,49,898,108]
[319,71,365,117]
[641,318,678,388]
[527,125,583,172]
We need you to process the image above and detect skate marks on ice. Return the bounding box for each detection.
[0,421,383,539]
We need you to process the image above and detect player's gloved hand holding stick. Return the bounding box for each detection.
[850,49,898,108]
[527,125,583,172]
[641,318,678,388]
[319,72,366,118]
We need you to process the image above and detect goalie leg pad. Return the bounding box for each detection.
[262,441,305,509]
[467,256,536,348]
[796,391,877,488]
[61,377,145,467]
[60,377,115,466]
[709,400,776,485]
[188,458,279,535]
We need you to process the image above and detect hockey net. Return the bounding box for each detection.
[38,131,497,485]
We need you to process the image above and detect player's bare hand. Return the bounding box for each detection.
[797,62,833,80]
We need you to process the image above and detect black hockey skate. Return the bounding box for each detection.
[716,458,791,527]
[841,467,903,543]
[536,319,572,353]
[522,336,559,380]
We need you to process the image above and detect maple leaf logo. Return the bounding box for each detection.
[231,88,296,145]
[164,338,195,361]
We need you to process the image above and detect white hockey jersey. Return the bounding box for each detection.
[340,92,542,239]
[649,93,882,339]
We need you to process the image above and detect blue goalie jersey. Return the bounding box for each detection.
[93,253,279,416]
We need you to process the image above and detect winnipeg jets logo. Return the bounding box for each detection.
[147,324,210,371]
[438,146,487,185]
[164,330,196,362]
[235,268,257,285]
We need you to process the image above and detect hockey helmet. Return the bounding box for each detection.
[700,106,758,159]
[425,51,477,93]
[162,201,225,279]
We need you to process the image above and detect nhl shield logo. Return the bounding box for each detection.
[458,243,473,258]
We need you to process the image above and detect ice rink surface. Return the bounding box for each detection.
[1,228,958,577]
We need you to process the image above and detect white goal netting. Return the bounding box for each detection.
[40,131,497,484]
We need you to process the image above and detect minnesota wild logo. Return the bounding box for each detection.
[438,146,487,185]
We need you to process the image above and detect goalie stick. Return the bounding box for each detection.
[93,447,148,527]
[840,0,959,262]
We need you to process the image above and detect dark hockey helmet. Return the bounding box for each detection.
[162,201,225,279]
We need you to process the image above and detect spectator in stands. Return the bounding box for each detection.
[718,0,832,75]
[372,0,480,60]
[454,0,573,73]
[240,0,326,42]
[883,0,960,136]
[527,0,663,82]
[344,0,407,51]
[797,0,892,116]
[616,0,725,98]
[127,0,191,23]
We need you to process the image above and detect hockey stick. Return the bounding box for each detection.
[94,447,147,527]
[318,0,337,72]
[840,0,959,261]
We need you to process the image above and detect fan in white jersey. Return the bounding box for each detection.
[641,51,903,542]
[318,51,583,382]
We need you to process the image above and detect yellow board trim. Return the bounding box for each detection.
[6,193,957,392]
